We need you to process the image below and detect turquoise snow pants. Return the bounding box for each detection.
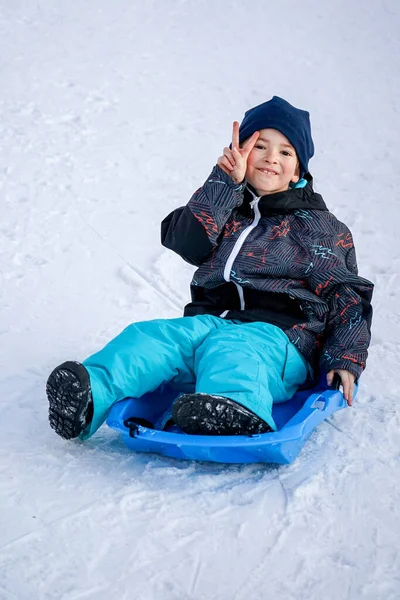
[80,315,310,439]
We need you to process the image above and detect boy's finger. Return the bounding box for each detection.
[347,378,354,406]
[342,375,353,406]
[345,383,353,406]
[347,388,353,406]
[326,370,334,386]
[218,156,234,171]
[232,121,240,150]
[223,147,236,168]
[242,131,260,156]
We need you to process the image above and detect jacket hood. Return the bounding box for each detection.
[244,172,328,216]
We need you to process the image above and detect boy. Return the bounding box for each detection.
[47,96,374,440]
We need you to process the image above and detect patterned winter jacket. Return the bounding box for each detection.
[161,165,374,379]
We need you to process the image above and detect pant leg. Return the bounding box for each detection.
[81,314,230,439]
[194,321,310,431]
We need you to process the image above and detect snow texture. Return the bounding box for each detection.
[1,1,399,598]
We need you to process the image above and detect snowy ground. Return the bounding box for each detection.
[1,1,400,598]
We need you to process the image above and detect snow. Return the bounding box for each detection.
[1,0,399,598]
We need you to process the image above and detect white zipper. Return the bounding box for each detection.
[222,193,261,311]
[235,283,245,310]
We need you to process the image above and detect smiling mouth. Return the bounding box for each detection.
[257,168,278,176]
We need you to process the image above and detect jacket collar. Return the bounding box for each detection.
[243,173,328,215]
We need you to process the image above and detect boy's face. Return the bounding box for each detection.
[245,128,300,196]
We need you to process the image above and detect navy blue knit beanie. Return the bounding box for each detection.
[239,96,314,175]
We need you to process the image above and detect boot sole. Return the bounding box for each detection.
[46,361,92,439]
[172,393,272,436]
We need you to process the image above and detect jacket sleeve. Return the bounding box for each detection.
[306,223,374,379]
[161,165,246,266]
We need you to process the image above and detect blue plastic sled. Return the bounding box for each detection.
[106,377,353,465]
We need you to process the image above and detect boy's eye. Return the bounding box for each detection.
[254,144,293,156]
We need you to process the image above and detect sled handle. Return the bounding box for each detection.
[124,417,155,437]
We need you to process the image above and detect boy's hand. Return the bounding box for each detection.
[217,121,260,184]
[327,369,356,406]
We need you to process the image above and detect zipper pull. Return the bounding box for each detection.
[250,197,260,210]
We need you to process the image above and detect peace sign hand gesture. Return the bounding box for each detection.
[217,121,260,185]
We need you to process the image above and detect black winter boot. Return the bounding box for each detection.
[46,361,94,439]
[172,393,272,436]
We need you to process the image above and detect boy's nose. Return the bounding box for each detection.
[264,151,278,163]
